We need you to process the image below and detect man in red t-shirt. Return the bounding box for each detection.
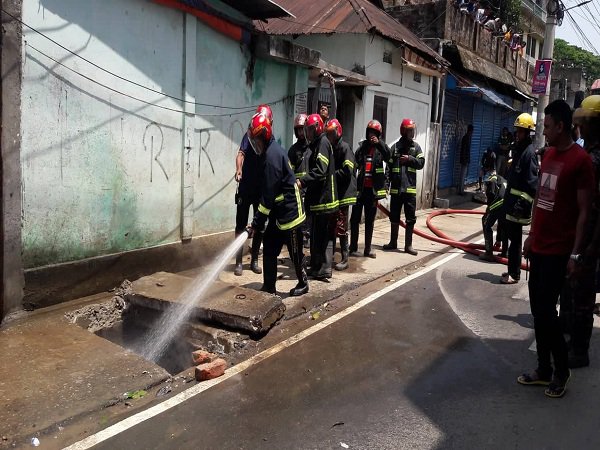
[518,100,594,398]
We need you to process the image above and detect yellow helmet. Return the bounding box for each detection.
[573,95,600,124]
[514,113,535,131]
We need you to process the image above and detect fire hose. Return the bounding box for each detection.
[376,203,529,272]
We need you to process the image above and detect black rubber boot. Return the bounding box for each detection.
[315,240,334,279]
[335,236,349,271]
[261,254,277,294]
[364,225,376,259]
[290,256,309,296]
[250,232,263,274]
[404,223,418,256]
[383,223,399,250]
[479,239,495,261]
[349,218,360,256]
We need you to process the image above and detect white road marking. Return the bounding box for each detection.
[63,251,463,450]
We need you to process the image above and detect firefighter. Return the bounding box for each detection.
[246,113,308,296]
[233,104,273,276]
[478,170,508,261]
[383,119,424,255]
[500,113,539,284]
[325,119,357,271]
[297,114,339,279]
[288,114,311,248]
[561,95,600,367]
[350,120,391,259]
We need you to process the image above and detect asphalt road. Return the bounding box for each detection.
[89,251,600,450]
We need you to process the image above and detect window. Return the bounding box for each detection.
[383,50,393,64]
[413,70,422,83]
[372,96,388,141]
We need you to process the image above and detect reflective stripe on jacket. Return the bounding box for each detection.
[355,139,391,200]
[301,133,339,214]
[388,138,425,195]
[333,139,358,207]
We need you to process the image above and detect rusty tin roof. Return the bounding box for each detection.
[253,0,447,67]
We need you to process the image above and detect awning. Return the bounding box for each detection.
[448,72,514,110]
[311,62,380,87]
[454,45,533,97]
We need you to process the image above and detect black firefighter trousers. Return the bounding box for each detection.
[262,219,305,291]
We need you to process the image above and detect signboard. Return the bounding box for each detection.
[532,59,552,95]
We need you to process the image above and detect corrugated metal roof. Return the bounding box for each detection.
[253,0,447,67]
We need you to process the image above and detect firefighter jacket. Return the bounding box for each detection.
[251,138,306,232]
[388,138,425,195]
[333,138,357,207]
[300,133,339,215]
[484,173,507,214]
[503,138,539,225]
[355,139,391,200]
[288,140,310,179]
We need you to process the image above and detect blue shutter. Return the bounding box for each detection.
[439,91,459,189]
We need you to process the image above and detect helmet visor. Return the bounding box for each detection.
[248,131,266,156]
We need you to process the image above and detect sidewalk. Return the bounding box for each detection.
[0,200,486,447]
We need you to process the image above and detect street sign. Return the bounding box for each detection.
[532,59,552,95]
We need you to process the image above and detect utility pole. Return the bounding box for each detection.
[533,0,558,149]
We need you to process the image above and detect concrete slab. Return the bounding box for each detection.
[0,313,168,442]
[127,272,285,335]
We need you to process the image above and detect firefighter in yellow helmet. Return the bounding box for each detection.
[500,113,539,285]
[560,95,600,368]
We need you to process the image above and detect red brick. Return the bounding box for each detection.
[191,350,216,365]
[195,358,227,381]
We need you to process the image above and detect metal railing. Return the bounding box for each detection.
[521,0,547,22]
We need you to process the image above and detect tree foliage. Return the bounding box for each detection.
[554,38,600,83]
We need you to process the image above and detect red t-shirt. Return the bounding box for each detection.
[531,143,594,255]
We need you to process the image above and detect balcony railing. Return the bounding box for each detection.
[521,0,547,22]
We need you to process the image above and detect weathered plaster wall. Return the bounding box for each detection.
[20,0,306,271]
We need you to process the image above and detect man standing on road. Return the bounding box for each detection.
[350,120,391,259]
[246,113,308,297]
[298,114,338,280]
[518,100,594,398]
[500,113,539,285]
[383,119,424,256]
[560,95,600,368]
[233,105,273,276]
[325,119,356,271]
[458,125,473,195]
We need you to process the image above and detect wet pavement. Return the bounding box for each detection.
[71,251,600,449]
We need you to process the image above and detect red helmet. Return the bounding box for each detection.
[304,113,324,143]
[294,113,308,129]
[256,104,273,121]
[247,113,272,155]
[325,119,343,141]
[366,119,382,137]
[400,118,416,138]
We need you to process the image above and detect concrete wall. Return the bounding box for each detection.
[1,0,25,321]
[18,0,307,306]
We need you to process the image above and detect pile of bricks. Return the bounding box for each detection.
[192,350,227,381]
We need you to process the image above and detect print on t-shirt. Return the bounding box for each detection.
[537,160,563,212]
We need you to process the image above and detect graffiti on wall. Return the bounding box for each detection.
[143,122,168,182]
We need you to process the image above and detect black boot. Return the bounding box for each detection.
[250,232,263,274]
[261,254,277,294]
[315,240,334,279]
[479,239,495,261]
[290,256,309,296]
[364,224,376,259]
[404,223,418,256]
[335,236,349,271]
[349,218,360,256]
[383,223,399,250]
[234,239,244,276]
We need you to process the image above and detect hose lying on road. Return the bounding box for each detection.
[376,203,529,272]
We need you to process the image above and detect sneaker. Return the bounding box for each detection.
[500,274,518,284]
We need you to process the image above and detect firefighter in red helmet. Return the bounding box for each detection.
[350,119,391,258]
[325,119,357,271]
[246,112,308,296]
[289,114,312,248]
[297,113,339,279]
[383,118,424,255]
[233,104,274,276]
